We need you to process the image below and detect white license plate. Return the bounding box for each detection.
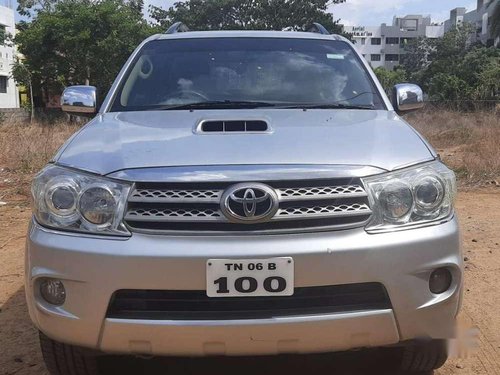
[206,258,294,297]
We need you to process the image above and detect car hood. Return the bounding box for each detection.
[55,109,435,176]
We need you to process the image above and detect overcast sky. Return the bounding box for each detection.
[13,0,479,25]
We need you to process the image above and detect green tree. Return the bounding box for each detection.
[149,0,346,33]
[399,36,433,82]
[11,58,35,122]
[396,23,500,105]
[15,0,154,104]
[428,73,469,101]
[373,67,407,95]
[474,57,500,100]
[16,0,58,17]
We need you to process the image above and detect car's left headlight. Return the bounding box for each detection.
[32,164,132,236]
[363,161,456,233]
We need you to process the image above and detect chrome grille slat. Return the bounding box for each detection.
[129,189,221,203]
[126,208,222,222]
[274,203,371,221]
[277,185,366,201]
[125,204,370,223]
[129,185,365,204]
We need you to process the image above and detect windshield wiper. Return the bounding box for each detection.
[149,100,283,111]
[280,103,375,110]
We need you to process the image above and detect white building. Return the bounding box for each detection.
[444,0,499,47]
[0,1,19,108]
[344,15,444,70]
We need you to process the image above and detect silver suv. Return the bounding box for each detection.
[26,24,462,374]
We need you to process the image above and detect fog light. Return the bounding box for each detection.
[39,278,66,306]
[429,268,452,294]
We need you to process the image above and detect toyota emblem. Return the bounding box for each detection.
[220,183,279,223]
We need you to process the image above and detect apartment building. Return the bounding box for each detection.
[344,15,444,70]
[0,1,19,108]
[444,0,499,47]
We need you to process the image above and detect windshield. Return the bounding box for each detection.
[110,37,385,111]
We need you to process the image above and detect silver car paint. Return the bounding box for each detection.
[54,110,435,176]
[26,217,461,355]
[27,30,461,356]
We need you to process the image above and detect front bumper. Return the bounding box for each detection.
[25,217,462,356]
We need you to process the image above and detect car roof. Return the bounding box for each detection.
[153,30,349,42]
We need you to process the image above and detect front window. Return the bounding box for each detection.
[110,37,384,111]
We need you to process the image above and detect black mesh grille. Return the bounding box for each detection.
[107,283,391,320]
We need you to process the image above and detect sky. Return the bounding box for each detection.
[12,0,479,26]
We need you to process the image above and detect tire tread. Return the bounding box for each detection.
[39,331,99,375]
[400,339,448,372]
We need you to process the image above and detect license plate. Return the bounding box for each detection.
[206,258,294,297]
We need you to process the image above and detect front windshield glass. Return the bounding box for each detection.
[110,37,385,111]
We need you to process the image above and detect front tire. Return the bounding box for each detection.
[399,339,448,372]
[39,331,100,375]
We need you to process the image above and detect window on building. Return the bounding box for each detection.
[371,54,381,61]
[386,37,399,45]
[400,37,415,46]
[371,38,382,45]
[0,76,7,93]
[385,54,399,62]
[401,19,418,31]
[361,38,366,45]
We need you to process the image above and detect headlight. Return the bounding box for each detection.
[363,161,456,233]
[32,165,131,236]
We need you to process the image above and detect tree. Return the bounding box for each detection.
[399,36,433,82]
[17,0,58,17]
[15,0,154,104]
[149,0,346,33]
[11,58,35,122]
[373,67,407,95]
[395,23,500,106]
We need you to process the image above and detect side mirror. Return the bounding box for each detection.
[61,86,97,116]
[392,83,424,113]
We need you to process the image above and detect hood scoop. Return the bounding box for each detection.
[197,120,270,133]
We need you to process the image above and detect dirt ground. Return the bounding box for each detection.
[0,188,499,375]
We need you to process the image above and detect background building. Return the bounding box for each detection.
[345,0,499,70]
[0,0,19,108]
[344,15,444,70]
[445,0,499,47]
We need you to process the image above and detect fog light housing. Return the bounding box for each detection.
[39,278,66,306]
[429,268,452,294]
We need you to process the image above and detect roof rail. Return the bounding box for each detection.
[165,22,190,34]
[307,22,330,35]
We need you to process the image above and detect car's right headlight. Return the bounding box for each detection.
[363,161,456,233]
[31,164,131,236]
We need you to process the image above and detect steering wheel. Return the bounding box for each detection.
[169,89,210,102]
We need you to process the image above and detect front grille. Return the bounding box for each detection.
[107,283,391,320]
[124,178,372,234]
